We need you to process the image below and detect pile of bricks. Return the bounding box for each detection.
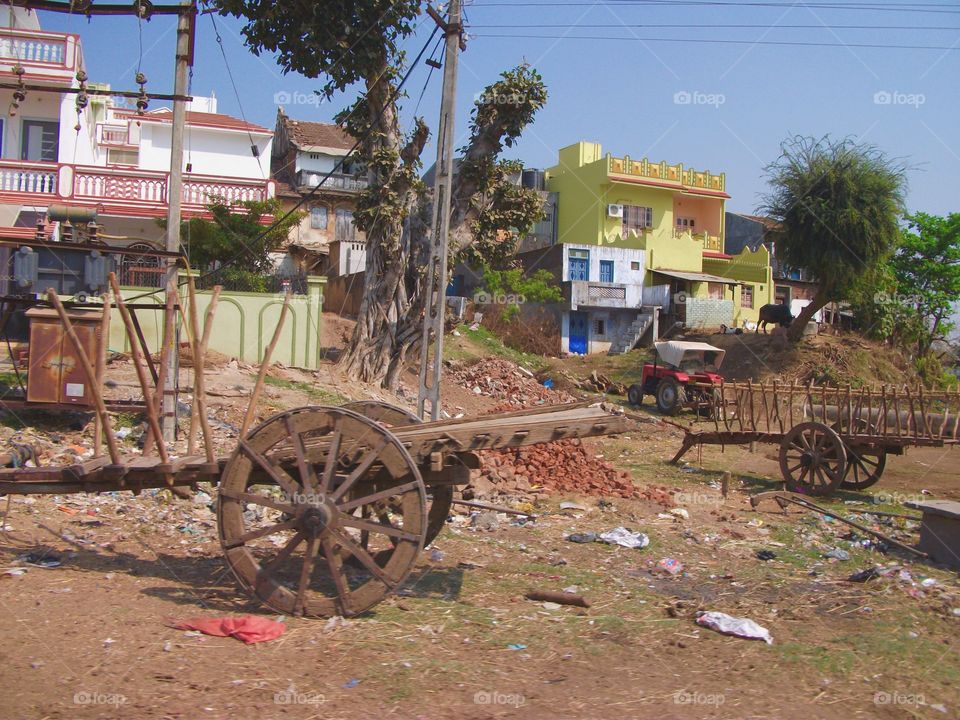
[452,358,577,405]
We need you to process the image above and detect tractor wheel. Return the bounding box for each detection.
[655,377,687,416]
[627,384,644,407]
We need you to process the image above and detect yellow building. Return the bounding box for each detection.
[544,141,773,352]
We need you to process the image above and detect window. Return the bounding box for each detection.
[599,260,614,283]
[630,261,640,271]
[21,120,59,162]
[335,207,356,243]
[106,148,138,166]
[310,206,328,230]
[675,216,696,230]
[568,248,589,281]
[707,282,725,300]
[595,319,606,336]
[622,205,653,236]
[742,284,754,309]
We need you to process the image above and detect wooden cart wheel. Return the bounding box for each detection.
[342,400,452,546]
[779,421,847,496]
[217,406,426,617]
[841,445,887,490]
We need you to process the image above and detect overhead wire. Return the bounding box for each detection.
[473,33,960,50]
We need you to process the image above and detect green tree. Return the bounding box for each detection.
[759,136,906,341]
[214,1,547,387]
[888,212,960,358]
[172,198,303,292]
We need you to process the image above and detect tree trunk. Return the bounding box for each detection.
[788,289,832,341]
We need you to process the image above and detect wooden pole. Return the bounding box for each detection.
[188,285,221,456]
[93,293,111,457]
[184,273,216,463]
[108,274,170,467]
[46,290,121,465]
[141,289,174,456]
[240,293,292,437]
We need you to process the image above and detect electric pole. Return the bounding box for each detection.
[417,0,463,421]
[160,1,195,441]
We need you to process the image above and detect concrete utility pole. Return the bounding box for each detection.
[417,0,463,421]
[160,0,196,441]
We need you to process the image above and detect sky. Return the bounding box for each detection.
[36,1,960,216]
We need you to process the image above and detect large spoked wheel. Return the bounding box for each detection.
[342,400,453,546]
[779,421,847,496]
[656,377,686,416]
[218,406,426,617]
[841,445,887,490]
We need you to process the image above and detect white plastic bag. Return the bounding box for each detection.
[598,527,649,549]
[696,611,773,644]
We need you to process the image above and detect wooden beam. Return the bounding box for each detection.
[240,293,292,437]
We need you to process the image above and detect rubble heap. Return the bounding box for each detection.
[451,358,577,405]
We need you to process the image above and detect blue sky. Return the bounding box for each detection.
[38,1,959,216]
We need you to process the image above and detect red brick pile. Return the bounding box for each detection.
[452,358,577,405]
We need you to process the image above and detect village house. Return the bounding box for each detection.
[270,108,366,286]
[511,141,774,355]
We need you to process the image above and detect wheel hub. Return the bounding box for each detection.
[800,451,816,468]
[299,506,332,537]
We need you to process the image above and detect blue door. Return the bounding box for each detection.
[599,260,614,283]
[568,249,589,281]
[569,311,589,354]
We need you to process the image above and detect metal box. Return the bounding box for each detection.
[24,307,103,407]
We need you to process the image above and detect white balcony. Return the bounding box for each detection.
[0,28,80,83]
[0,160,275,218]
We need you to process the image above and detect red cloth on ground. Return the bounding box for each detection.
[173,615,285,643]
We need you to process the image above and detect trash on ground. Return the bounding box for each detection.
[598,527,650,549]
[657,558,684,575]
[525,588,592,608]
[696,611,774,645]
[559,501,589,511]
[567,532,598,544]
[824,548,851,561]
[755,549,777,561]
[172,615,285,644]
[848,567,881,583]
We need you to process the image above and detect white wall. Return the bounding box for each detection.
[0,90,61,160]
[140,123,272,179]
[561,243,646,306]
[0,7,40,30]
[296,152,345,175]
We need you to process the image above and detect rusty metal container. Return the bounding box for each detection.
[24,307,103,407]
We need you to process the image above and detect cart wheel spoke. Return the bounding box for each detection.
[219,488,297,516]
[239,440,300,498]
[293,536,322,616]
[285,415,319,494]
[331,437,390,502]
[340,515,418,543]
[780,422,846,497]
[339,479,423,513]
[225,518,299,549]
[330,528,391,586]
[322,537,351,613]
[319,422,343,494]
[260,530,306,578]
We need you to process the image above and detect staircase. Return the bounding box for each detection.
[608,310,656,355]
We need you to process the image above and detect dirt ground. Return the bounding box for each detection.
[1,322,958,719]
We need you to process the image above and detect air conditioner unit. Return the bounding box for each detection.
[607,204,624,218]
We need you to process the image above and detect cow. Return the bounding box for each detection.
[757,303,793,333]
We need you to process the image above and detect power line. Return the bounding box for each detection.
[474,33,960,49]
[470,22,960,30]
[476,0,960,12]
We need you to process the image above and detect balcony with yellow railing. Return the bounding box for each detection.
[607,155,726,194]
[673,228,723,252]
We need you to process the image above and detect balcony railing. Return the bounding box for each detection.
[0,28,79,79]
[608,154,725,194]
[97,125,132,147]
[674,228,723,252]
[0,160,275,216]
[564,280,636,309]
[295,170,368,193]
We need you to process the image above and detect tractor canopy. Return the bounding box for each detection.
[654,341,726,374]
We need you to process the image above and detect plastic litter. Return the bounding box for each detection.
[560,501,589,511]
[824,548,851,561]
[172,615,285,644]
[696,611,773,644]
[657,558,683,575]
[343,679,361,689]
[507,643,527,650]
[755,549,777,561]
[668,508,690,521]
[567,532,598,544]
[429,548,444,562]
[598,527,649,549]
[847,567,881,583]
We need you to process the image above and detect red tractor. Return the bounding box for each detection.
[627,341,726,416]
